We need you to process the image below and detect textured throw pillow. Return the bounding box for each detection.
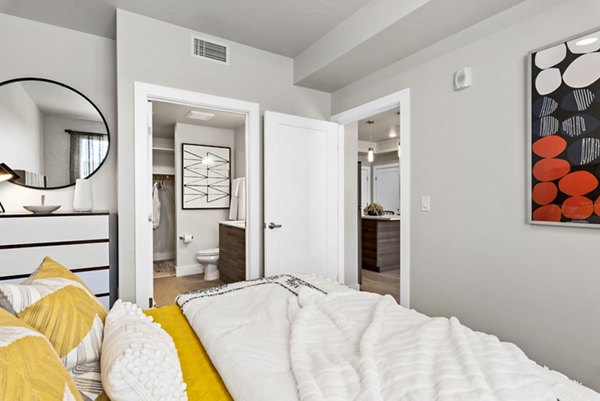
[0,257,107,370]
[102,300,188,401]
[0,307,83,401]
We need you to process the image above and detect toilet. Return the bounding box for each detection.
[196,248,220,281]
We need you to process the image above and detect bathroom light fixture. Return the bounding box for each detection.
[576,37,598,46]
[389,131,397,138]
[185,110,215,121]
[0,163,19,213]
[367,120,375,163]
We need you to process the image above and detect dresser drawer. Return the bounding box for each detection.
[0,212,113,308]
[0,215,109,246]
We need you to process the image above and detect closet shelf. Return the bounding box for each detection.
[153,166,175,175]
[152,147,175,152]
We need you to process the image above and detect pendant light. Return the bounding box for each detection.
[367,120,375,163]
[397,141,401,158]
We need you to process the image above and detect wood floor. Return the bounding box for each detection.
[360,268,400,303]
[154,273,225,307]
[154,268,399,307]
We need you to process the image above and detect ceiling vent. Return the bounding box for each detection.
[192,36,228,64]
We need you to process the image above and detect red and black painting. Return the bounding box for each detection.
[530,30,600,225]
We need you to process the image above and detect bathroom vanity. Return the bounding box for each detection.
[361,215,400,272]
[218,221,246,283]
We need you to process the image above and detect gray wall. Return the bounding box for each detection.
[0,13,116,211]
[0,13,117,297]
[332,0,600,390]
[0,82,43,175]
[234,125,246,179]
[116,9,331,300]
[174,123,234,273]
[343,122,358,286]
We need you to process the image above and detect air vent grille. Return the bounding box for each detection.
[192,36,228,63]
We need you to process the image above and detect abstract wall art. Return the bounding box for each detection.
[182,143,231,209]
[529,29,600,226]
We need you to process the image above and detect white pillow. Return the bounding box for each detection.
[101,300,187,401]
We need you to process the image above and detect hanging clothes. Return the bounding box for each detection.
[152,182,161,229]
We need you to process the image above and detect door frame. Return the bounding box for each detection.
[373,162,400,213]
[361,165,371,208]
[129,82,261,306]
[331,88,411,308]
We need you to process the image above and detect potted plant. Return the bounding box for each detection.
[363,202,384,216]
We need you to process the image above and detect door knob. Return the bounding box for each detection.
[268,222,282,230]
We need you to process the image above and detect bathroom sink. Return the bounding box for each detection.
[220,220,246,229]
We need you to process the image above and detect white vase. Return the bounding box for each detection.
[73,179,93,211]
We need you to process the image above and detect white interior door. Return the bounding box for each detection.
[361,166,371,209]
[264,111,339,280]
[374,163,400,214]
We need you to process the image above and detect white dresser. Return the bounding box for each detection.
[0,212,112,309]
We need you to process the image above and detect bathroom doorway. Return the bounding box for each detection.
[129,83,260,309]
[150,101,248,306]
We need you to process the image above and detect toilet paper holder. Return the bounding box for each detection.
[179,235,194,243]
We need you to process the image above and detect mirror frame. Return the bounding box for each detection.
[0,77,111,190]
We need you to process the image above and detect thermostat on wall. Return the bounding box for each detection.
[454,67,472,91]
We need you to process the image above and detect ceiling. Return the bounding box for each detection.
[0,0,531,93]
[358,108,399,143]
[18,81,102,122]
[0,0,368,57]
[152,101,246,139]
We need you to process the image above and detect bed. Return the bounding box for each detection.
[1,258,599,401]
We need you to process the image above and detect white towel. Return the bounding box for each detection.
[152,182,160,229]
[229,178,246,220]
[238,178,246,220]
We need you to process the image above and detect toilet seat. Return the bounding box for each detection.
[196,248,219,256]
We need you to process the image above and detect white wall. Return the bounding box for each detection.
[0,13,116,212]
[332,0,600,390]
[174,123,234,274]
[0,82,43,175]
[116,9,331,300]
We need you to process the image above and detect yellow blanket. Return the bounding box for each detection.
[144,305,232,401]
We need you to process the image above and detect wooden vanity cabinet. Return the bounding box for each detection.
[218,224,246,283]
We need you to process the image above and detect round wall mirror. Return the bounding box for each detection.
[0,78,110,189]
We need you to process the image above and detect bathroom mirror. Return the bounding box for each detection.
[0,78,110,189]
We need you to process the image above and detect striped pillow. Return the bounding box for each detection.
[0,307,83,401]
[0,257,107,370]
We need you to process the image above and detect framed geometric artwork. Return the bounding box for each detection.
[529,28,600,227]
[181,143,231,209]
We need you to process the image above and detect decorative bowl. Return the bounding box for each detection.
[23,205,61,214]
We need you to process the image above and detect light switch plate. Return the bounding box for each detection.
[421,196,431,212]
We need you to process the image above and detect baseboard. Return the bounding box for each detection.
[347,283,360,291]
[176,263,203,277]
[153,251,175,261]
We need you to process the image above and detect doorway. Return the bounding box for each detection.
[357,108,401,302]
[150,101,248,306]
[331,88,411,308]
[131,82,260,308]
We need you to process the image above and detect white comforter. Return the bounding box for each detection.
[177,275,599,401]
